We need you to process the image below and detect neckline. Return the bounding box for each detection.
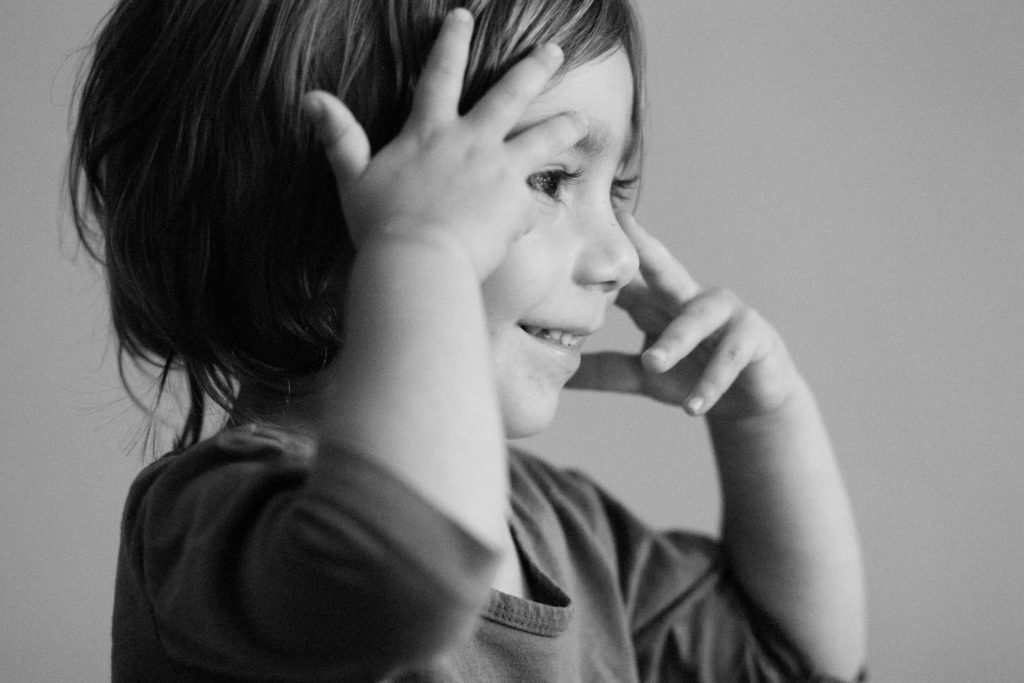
[481,521,573,637]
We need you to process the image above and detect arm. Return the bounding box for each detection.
[709,379,866,677]
[300,10,584,553]
[316,235,507,547]
[143,10,585,674]
[120,13,590,678]
[569,214,866,678]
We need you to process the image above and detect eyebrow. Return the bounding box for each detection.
[515,115,635,167]
[575,123,612,160]
[574,120,636,168]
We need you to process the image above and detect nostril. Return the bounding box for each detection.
[573,209,641,289]
[581,238,638,292]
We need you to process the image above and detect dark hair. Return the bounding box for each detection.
[69,0,646,450]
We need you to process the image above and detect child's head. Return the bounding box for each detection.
[70,0,645,447]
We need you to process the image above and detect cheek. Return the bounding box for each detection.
[480,233,567,320]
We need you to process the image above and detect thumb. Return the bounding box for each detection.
[566,352,646,394]
[303,91,370,190]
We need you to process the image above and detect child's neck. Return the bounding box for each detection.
[492,526,532,600]
[231,382,317,434]
[235,382,533,599]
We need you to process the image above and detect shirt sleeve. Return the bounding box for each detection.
[556,466,867,683]
[120,425,498,681]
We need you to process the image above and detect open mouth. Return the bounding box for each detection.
[519,324,583,349]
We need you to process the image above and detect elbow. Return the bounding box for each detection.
[246,528,497,677]
[362,575,487,670]
[232,562,491,680]
[299,565,491,677]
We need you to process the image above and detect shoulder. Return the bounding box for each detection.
[123,424,315,529]
[506,447,689,537]
[139,423,312,478]
[507,447,611,525]
[507,447,716,565]
[507,447,721,586]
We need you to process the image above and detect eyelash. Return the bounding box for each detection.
[527,169,582,200]
[526,169,640,205]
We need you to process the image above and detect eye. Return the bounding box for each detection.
[527,168,582,201]
[611,175,640,207]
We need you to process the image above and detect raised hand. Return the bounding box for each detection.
[302,8,588,278]
[569,213,800,420]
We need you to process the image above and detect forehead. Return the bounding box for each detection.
[517,49,635,163]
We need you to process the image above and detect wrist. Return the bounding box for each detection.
[359,227,481,279]
[707,373,817,436]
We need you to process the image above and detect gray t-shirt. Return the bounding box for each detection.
[111,424,862,681]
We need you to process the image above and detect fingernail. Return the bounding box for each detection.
[302,94,324,122]
[643,348,665,370]
[449,7,471,23]
[540,43,564,60]
[685,396,704,416]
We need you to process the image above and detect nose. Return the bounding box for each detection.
[573,207,640,292]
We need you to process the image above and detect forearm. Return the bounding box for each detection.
[708,378,866,677]
[294,16,579,557]
[310,234,508,550]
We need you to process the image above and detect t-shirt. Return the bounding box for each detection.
[111,423,861,681]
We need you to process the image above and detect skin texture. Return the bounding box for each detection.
[479,49,639,438]
[301,8,866,678]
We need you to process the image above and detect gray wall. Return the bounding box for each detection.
[2,1,1022,680]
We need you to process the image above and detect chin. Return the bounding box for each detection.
[501,392,561,440]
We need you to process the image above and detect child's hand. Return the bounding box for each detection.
[569,214,801,420]
[302,9,588,278]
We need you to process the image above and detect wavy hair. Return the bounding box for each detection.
[69,0,645,450]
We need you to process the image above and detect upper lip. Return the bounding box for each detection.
[518,321,601,337]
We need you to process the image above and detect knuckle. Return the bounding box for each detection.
[647,266,675,290]
[498,77,529,103]
[736,306,759,328]
[684,299,711,319]
[718,343,744,365]
[705,286,730,301]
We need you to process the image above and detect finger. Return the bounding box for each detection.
[683,310,761,416]
[641,288,737,373]
[409,8,474,124]
[566,352,646,394]
[617,213,702,303]
[507,111,588,168]
[615,280,672,337]
[614,278,647,310]
[303,91,371,189]
[464,42,565,135]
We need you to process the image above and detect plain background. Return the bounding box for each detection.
[2,0,1022,680]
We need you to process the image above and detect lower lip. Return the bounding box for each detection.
[519,327,582,373]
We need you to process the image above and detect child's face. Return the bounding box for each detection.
[481,49,640,438]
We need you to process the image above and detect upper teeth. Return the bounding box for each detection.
[523,325,581,348]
